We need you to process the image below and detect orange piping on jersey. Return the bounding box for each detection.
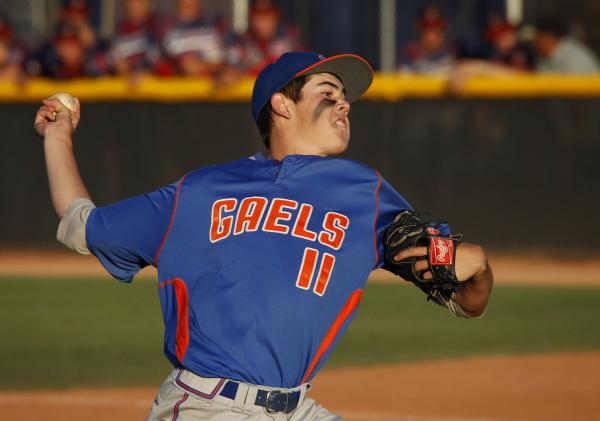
[372,170,383,267]
[300,289,363,384]
[159,278,190,364]
[154,174,188,267]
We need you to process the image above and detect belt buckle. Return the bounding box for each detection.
[265,390,288,413]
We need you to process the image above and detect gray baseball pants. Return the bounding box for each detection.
[146,369,343,421]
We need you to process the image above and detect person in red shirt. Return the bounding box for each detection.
[109,0,163,77]
[60,0,100,52]
[37,22,108,79]
[398,4,455,74]
[484,16,533,71]
[159,0,231,77]
[0,14,26,83]
[228,0,303,76]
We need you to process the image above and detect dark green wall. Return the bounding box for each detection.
[2,99,599,249]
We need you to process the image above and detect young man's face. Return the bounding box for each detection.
[290,73,350,156]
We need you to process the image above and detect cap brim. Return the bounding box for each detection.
[295,54,373,103]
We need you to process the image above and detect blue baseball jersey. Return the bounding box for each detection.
[86,153,411,388]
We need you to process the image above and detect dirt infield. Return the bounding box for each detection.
[2,249,600,286]
[2,351,598,421]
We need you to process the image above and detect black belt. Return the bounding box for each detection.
[219,380,301,414]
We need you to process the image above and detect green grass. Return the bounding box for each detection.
[0,277,170,389]
[329,283,600,366]
[1,277,599,389]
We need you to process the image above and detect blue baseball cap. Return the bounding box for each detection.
[251,52,373,123]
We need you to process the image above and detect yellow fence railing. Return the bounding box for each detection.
[2,74,600,102]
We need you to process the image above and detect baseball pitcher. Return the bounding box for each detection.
[35,52,493,420]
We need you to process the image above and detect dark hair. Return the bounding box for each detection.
[536,16,567,38]
[257,76,309,149]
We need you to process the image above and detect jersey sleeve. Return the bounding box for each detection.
[85,182,178,282]
[374,175,413,269]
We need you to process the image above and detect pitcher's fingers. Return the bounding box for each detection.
[414,259,429,272]
[37,104,57,118]
[35,109,56,124]
[42,99,59,109]
[393,246,428,262]
[36,104,52,115]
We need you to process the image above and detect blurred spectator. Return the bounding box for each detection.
[60,0,100,51]
[36,22,108,79]
[484,17,533,71]
[0,13,26,82]
[228,0,303,76]
[398,4,455,74]
[160,0,230,77]
[448,14,530,93]
[110,0,163,77]
[534,16,600,74]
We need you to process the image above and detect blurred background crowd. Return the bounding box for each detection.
[1,0,599,85]
[1,1,599,254]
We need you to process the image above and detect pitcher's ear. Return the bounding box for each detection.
[270,93,292,119]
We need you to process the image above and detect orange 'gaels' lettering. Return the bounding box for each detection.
[210,198,237,242]
[318,212,350,250]
[234,197,268,235]
[291,204,318,241]
[263,198,298,234]
[209,197,349,251]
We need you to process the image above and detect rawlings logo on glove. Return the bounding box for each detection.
[383,211,463,302]
[431,238,453,265]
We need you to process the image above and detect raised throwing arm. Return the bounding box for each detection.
[34,95,90,218]
[35,95,95,254]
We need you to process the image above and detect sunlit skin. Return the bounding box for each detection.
[270,73,350,160]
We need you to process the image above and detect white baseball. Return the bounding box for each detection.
[49,92,78,113]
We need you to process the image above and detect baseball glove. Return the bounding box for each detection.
[383,211,463,303]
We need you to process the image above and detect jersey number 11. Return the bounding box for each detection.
[295,247,335,296]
